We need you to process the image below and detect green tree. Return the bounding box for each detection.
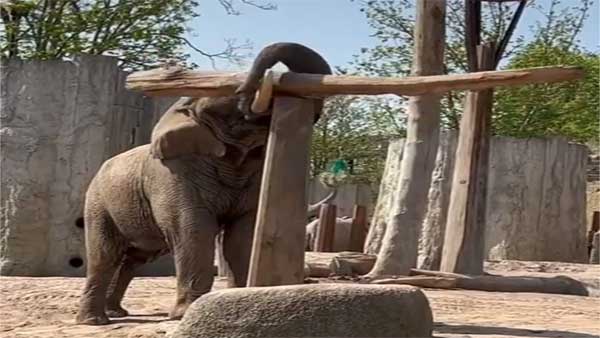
[0,0,274,70]
[310,0,596,184]
[311,95,404,185]
[494,44,599,142]
[351,0,595,135]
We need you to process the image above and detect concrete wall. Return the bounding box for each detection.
[0,56,174,276]
[368,132,588,265]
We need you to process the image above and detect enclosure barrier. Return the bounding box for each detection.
[126,65,584,287]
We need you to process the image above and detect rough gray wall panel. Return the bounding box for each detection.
[373,134,587,264]
[485,137,588,262]
[364,139,405,255]
[418,131,457,270]
[0,56,175,276]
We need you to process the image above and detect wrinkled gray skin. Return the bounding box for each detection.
[76,42,331,325]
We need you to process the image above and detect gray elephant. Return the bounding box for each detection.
[76,42,331,325]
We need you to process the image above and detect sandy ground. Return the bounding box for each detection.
[1,261,598,338]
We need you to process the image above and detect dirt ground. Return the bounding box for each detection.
[1,260,598,338]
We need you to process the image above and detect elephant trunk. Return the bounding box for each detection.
[236,42,332,120]
[306,188,337,218]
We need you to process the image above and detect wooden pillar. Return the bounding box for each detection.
[588,211,600,257]
[349,205,368,252]
[315,204,337,252]
[246,97,314,286]
[440,43,495,275]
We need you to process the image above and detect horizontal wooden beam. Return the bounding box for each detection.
[126,65,584,98]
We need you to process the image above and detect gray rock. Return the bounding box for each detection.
[169,283,433,338]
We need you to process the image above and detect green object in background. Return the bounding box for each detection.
[329,159,348,175]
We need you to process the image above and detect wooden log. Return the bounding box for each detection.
[304,251,377,277]
[314,204,337,252]
[590,231,600,264]
[125,66,584,98]
[349,205,368,252]
[370,273,589,296]
[440,44,495,275]
[588,211,600,257]
[246,97,314,287]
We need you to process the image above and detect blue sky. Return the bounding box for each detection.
[184,0,599,70]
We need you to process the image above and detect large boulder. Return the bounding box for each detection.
[169,284,433,338]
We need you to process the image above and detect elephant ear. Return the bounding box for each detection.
[151,106,226,160]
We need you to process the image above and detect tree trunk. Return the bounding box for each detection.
[367,0,445,276]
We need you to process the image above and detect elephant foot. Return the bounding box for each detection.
[76,312,110,325]
[168,302,190,320]
[105,306,129,318]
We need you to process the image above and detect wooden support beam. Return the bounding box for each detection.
[314,204,337,252]
[125,66,584,98]
[246,97,314,287]
[349,205,368,252]
[588,211,600,257]
[440,43,495,275]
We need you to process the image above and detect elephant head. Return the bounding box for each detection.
[150,42,332,162]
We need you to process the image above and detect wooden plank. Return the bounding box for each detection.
[349,205,368,252]
[440,44,495,275]
[125,66,584,98]
[588,211,600,258]
[246,97,314,287]
[314,204,337,252]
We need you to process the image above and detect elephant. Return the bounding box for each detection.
[75,42,331,325]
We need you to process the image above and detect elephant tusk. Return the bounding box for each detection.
[250,70,275,114]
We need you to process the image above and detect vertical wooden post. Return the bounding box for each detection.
[246,97,314,287]
[440,43,495,275]
[315,204,337,252]
[588,211,600,257]
[349,205,368,252]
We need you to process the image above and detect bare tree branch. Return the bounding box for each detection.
[218,0,276,15]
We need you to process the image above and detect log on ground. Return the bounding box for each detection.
[370,271,589,296]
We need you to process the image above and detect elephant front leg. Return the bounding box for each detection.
[169,211,219,320]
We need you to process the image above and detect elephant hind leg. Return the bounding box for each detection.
[105,248,151,317]
[76,209,126,325]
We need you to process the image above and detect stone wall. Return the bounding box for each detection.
[0,56,174,276]
[367,132,588,265]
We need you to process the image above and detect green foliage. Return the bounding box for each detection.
[494,44,599,142]
[311,95,404,185]
[1,0,200,69]
[310,0,596,185]
[0,0,273,70]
